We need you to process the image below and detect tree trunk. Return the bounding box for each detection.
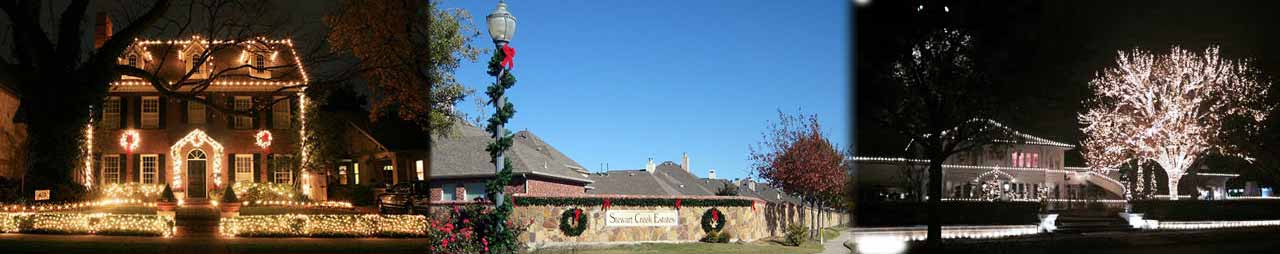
[927,159,943,247]
[1167,174,1182,200]
[22,89,93,201]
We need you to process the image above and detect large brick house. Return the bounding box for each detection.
[87,16,314,200]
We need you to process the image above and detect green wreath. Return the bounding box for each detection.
[701,208,726,233]
[559,207,588,236]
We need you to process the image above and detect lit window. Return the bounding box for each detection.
[141,96,160,128]
[103,155,121,184]
[271,155,293,184]
[128,54,139,68]
[272,96,290,129]
[415,160,424,181]
[235,154,254,182]
[382,165,394,184]
[103,97,121,129]
[188,97,206,124]
[254,54,265,74]
[141,154,158,184]
[441,184,456,201]
[464,183,486,201]
[190,54,202,74]
[234,96,252,129]
[353,163,361,185]
[339,165,348,185]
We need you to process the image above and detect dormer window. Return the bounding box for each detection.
[190,54,202,74]
[254,54,265,74]
[128,55,139,68]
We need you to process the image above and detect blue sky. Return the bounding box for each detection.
[442,0,850,181]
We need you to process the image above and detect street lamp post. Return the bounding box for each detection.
[487,0,516,209]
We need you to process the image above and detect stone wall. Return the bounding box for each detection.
[515,204,766,248]
[509,195,847,248]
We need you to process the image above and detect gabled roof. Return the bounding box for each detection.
[430,122,592,184]
[109,36,308,90]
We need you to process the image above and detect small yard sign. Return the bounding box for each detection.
[34,190,50,201]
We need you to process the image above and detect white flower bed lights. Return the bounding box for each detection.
[0,213,174,237]
[220,214,426,237]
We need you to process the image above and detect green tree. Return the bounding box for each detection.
[325,0,479,135]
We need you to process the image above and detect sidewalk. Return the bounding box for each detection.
[819,229,852,254]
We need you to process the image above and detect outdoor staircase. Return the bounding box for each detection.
[174,203,220,238]
[1052,214,1135,234]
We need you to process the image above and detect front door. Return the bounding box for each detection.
[188,160,206,198]
[187,149,209,199]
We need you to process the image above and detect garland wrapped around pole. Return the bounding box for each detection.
[481,39,520,252]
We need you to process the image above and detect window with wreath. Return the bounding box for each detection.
[234,96,252,129]
[141,154,158,184]
[235,154,254,182]
[103,96,121,129]
[103,155,121,184]
[141,96,160,128]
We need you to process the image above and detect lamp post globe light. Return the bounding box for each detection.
[487,1,516,45]
[487,0,515,208]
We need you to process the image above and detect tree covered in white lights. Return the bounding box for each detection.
[1080,46,1270,200]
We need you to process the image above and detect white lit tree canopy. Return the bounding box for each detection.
[1080,46,1271,200]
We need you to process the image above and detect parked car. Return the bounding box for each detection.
[378,181,430,214]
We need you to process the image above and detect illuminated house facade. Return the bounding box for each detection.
[855,120,1129,200]
[85,16,317,200]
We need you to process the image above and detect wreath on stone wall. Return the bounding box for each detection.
[559,207,588,237]
[701,208,726,234]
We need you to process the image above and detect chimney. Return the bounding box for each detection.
[682,152,689,172]
[708,168,716,179]
[748,181,756,192]
[645,158,655,172]
[93,12,113,49]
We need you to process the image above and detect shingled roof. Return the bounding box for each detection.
[430,122,592,184]
[587,161,716,196]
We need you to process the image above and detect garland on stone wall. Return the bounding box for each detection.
[701,208,726,234]
[515,196,754,207]
[558,207,587,237]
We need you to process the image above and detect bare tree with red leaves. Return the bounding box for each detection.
[750,110,846,243]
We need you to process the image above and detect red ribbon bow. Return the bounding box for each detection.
[751,201,756,211]
[602,198,611,210]
[675,199,682,210]
[501,45,515,69]
[573,208,581,221]
[712,209,720,222]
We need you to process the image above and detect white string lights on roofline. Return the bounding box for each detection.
[113,35,311,88]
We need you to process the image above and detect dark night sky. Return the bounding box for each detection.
[855,0,1280,174]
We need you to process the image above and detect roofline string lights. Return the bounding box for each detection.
[112,35,310,87]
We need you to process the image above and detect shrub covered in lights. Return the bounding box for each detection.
[94,183,165,202]
[219,214,426,237]
[209,182,306,204]
[0,213,173,236]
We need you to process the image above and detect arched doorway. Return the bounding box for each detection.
[187,149,208,198]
